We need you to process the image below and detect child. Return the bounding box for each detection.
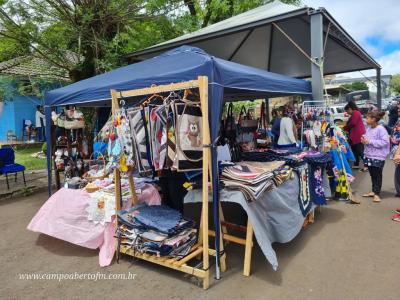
[390,120,400,196]
[361,111,390,202]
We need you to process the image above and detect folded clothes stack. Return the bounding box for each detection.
[221,161,286,202]
[116,204,197,258]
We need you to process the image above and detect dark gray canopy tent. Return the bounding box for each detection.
[126,1,382,108]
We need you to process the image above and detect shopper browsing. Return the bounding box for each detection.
[361,111,390,203]
[344,101,367,171]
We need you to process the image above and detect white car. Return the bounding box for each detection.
[330,106,348,123]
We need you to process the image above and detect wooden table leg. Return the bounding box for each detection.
[243,219,254,277]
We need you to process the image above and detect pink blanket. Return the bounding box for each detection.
[28,185,161,267]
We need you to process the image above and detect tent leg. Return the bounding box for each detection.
[310,12,324,101]
[243,219,254,276]
[376,68,382,110]
[199,76,210,289]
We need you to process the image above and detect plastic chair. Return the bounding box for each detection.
[0,148,26,189]
[6,130,17,143]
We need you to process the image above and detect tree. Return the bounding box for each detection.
[341,81,368,91]
[0,0,181,81]
[390,74,400,95]
[0,0,301,82]
[177,0,300,29]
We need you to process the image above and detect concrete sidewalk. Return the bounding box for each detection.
[0,163,399,299]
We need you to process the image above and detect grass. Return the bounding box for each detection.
[14,145,47,171]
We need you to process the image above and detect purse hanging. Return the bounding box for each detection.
[256,101,270,148]
[166,104,177,168]
[127,108,152,176]
[174,102,203,171]
[223,102,237,141]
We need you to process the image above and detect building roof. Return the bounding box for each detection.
[0,55,69,81]
[126,1,380,78]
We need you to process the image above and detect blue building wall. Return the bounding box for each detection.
[0,95,41,140]
[0,101,16,140]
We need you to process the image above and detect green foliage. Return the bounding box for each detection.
[0,0,300,81]
[0,74,59,102]
[390,74,400,94]
[341,81,369,92]
[42,142,47,155]
[14,145,47,170]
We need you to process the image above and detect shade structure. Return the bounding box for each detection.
[45,46,311,107]
[126,1,379,78]
[44,45,312,278]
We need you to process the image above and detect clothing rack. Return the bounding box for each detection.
[301,101,328,150]
[111,77,225,289]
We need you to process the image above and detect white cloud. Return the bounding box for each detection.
[303,0,400,45]
[303,0,400,76]
[335,50,400,78]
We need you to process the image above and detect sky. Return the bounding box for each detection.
[303,0,400,77]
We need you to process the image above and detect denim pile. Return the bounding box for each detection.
[221,161,285,202]
[117,204,197,257]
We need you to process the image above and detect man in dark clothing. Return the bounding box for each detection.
[388,101,400,128]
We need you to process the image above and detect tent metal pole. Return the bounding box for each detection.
[310,12,324,101]
[267,25,274,71]
[376,68,382,110]
[44,106,53,196]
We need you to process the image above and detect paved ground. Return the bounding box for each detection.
[0,169,49,198]
[0,163,399,300]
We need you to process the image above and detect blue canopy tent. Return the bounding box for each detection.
[44,45,311,278]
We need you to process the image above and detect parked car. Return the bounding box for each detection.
[330,106,348,123]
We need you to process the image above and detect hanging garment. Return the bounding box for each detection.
[149,105,164,170]
[304,129,317,148]
[334,170,349,200]
[128,108,152,175]
[313,120,322,138]
[166,105,177,168]
[115,108,135,169]
[308,165,326,205]
[294,164,312,217]
[156,105,168,170]
[174,102,203,171]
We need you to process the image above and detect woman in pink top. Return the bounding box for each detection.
[344,101,367,171]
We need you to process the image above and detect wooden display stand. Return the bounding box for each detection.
[111,76,225,289]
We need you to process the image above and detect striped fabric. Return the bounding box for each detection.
[127,108,152,175]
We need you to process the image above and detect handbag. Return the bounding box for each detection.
[238,106,258,133]
[166,104,177,168]
[64,108,85,129]
[236,106,257,151]
[256,101,270,148]
[223,103,237,141]
[394,145,400,164]
[174,102,203,171]
[127,108,152,175]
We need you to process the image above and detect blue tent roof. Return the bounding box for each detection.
[45,46,311,106]
[44,46,312,276]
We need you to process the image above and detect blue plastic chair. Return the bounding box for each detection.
[0,148,26,189]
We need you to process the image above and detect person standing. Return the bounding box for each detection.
[270,108,281,144]
[388,101,400,128]
[391,120,400,197]
[277,107,297,148]
[361,111,390,203]
[35,106,45,142]
[344,101,367,171]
